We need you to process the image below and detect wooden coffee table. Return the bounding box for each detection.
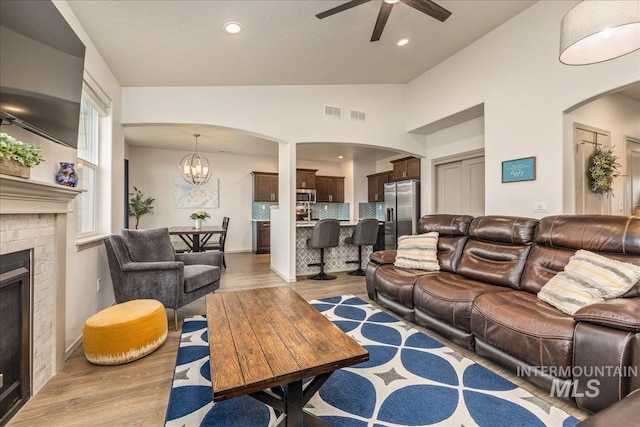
[205,286,369,427]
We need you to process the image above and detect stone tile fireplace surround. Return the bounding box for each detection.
[0,175,81,396]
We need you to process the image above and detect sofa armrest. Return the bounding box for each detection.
[370,250,396,265]
[121,261,183,272]
[574,298,640,332]
[176,251,222,267]
[577,388,640,426]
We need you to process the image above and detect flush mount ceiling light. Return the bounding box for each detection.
[397,37,410,46]
[223,21,242,34]
[180,134,212,185]
[559,0,640,65]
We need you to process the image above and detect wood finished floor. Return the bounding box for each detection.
[8,252,589,426]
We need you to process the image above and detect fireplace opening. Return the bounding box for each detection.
[0,249,31,425]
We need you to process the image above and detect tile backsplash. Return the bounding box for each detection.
[251,202,277,220]
[359,202,385,220]
[312,203,349,220]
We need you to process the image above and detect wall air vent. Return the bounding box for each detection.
[323,104,342,119]
[350,110,366,122]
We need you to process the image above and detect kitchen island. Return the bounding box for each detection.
[296,221,373,276]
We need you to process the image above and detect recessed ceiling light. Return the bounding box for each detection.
[397,38,410,47]
[338,155,344,159]
[223,22,242,34]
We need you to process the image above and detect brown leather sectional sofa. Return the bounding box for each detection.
[366,214,640,414]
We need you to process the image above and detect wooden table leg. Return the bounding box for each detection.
[285,380,303,427]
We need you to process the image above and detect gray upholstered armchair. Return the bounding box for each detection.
[104,227,221,329]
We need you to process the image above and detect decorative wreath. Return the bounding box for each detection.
[588,145,620,196]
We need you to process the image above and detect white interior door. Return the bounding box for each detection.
[574,125,611,215]
[435,156,485,215]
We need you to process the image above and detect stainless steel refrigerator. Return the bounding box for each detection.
[384,180,420,250]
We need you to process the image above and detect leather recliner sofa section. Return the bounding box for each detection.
[365,214,640,414]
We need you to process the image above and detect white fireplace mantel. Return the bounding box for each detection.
[0,174,83,214]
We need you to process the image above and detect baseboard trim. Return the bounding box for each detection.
[65,336,83,360]
[270,266,297,283]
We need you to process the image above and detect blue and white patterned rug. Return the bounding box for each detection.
[165,295,580,427]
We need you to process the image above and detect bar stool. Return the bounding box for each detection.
[307,219,340,280]
[345,218,379,276]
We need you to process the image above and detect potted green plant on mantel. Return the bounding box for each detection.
[0,132,44,179]
[588,145,620,197]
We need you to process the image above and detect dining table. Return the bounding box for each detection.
[168,225,225,252]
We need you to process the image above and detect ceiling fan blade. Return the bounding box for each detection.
[371,2,394,42]
[316,0,371,19]
[400,0,451,22]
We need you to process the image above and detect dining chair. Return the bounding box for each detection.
[203,217,229,268]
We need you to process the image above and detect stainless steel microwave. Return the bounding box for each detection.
[296,189,316,204]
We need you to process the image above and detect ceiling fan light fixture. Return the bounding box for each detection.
[559,0,640,65]
[397,37,410,46]
[384,0,400,4]
[223,21,243,34]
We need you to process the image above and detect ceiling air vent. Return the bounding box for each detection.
[350,110,366,122]
[323,104,342,119]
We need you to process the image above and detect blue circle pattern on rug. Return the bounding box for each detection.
[165,298,581,427]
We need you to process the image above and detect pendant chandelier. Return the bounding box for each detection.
[180,133,212,185]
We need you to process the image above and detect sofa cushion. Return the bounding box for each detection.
[184,264,220,293]
[471,291,575,371]
[122,227,175,263]
[375,264,435,309]
[537,250,640,315]
[456,216,538,290]
[394,232,440,271]
[417,215,473,272]
[526,215,640,297]
[414,272,508,332]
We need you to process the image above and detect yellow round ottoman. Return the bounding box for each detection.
[83,299,168,365]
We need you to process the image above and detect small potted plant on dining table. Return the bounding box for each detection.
[190,209,210,230]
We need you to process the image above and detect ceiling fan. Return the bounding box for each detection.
[316,0,452,42]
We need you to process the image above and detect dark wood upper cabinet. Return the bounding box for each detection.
[296,169,317,189]
[252,172,278,202]
[367,170,393,202]
[391,156,421,181]
[316,176,344,203]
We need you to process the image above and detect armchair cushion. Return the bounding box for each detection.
[184,265,221,293]
[122,228,175,263]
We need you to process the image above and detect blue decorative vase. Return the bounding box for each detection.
[56,162,78,187]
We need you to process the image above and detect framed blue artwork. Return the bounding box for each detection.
[502,157,536,183]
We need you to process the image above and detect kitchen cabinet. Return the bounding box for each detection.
[252,172,278,202]
[252,221,270,253]
[367,170,393,202]
[316,176,344,203]
[296,169,317,189]
[391,156,421,181]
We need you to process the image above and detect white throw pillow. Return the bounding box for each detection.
[393,232,440,271]
[537,249,640,315]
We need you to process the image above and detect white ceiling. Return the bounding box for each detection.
[66,0,536,162]
[68,1,638,163]
[67,0,537,86]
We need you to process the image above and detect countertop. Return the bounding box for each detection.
[296,221,357,227]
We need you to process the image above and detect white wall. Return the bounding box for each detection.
[127,146,278,252]
[422,117,485,215]
[121,85,421,155]
[53,1,125,352]
[563,93,640,214]
[406,0,640,217]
